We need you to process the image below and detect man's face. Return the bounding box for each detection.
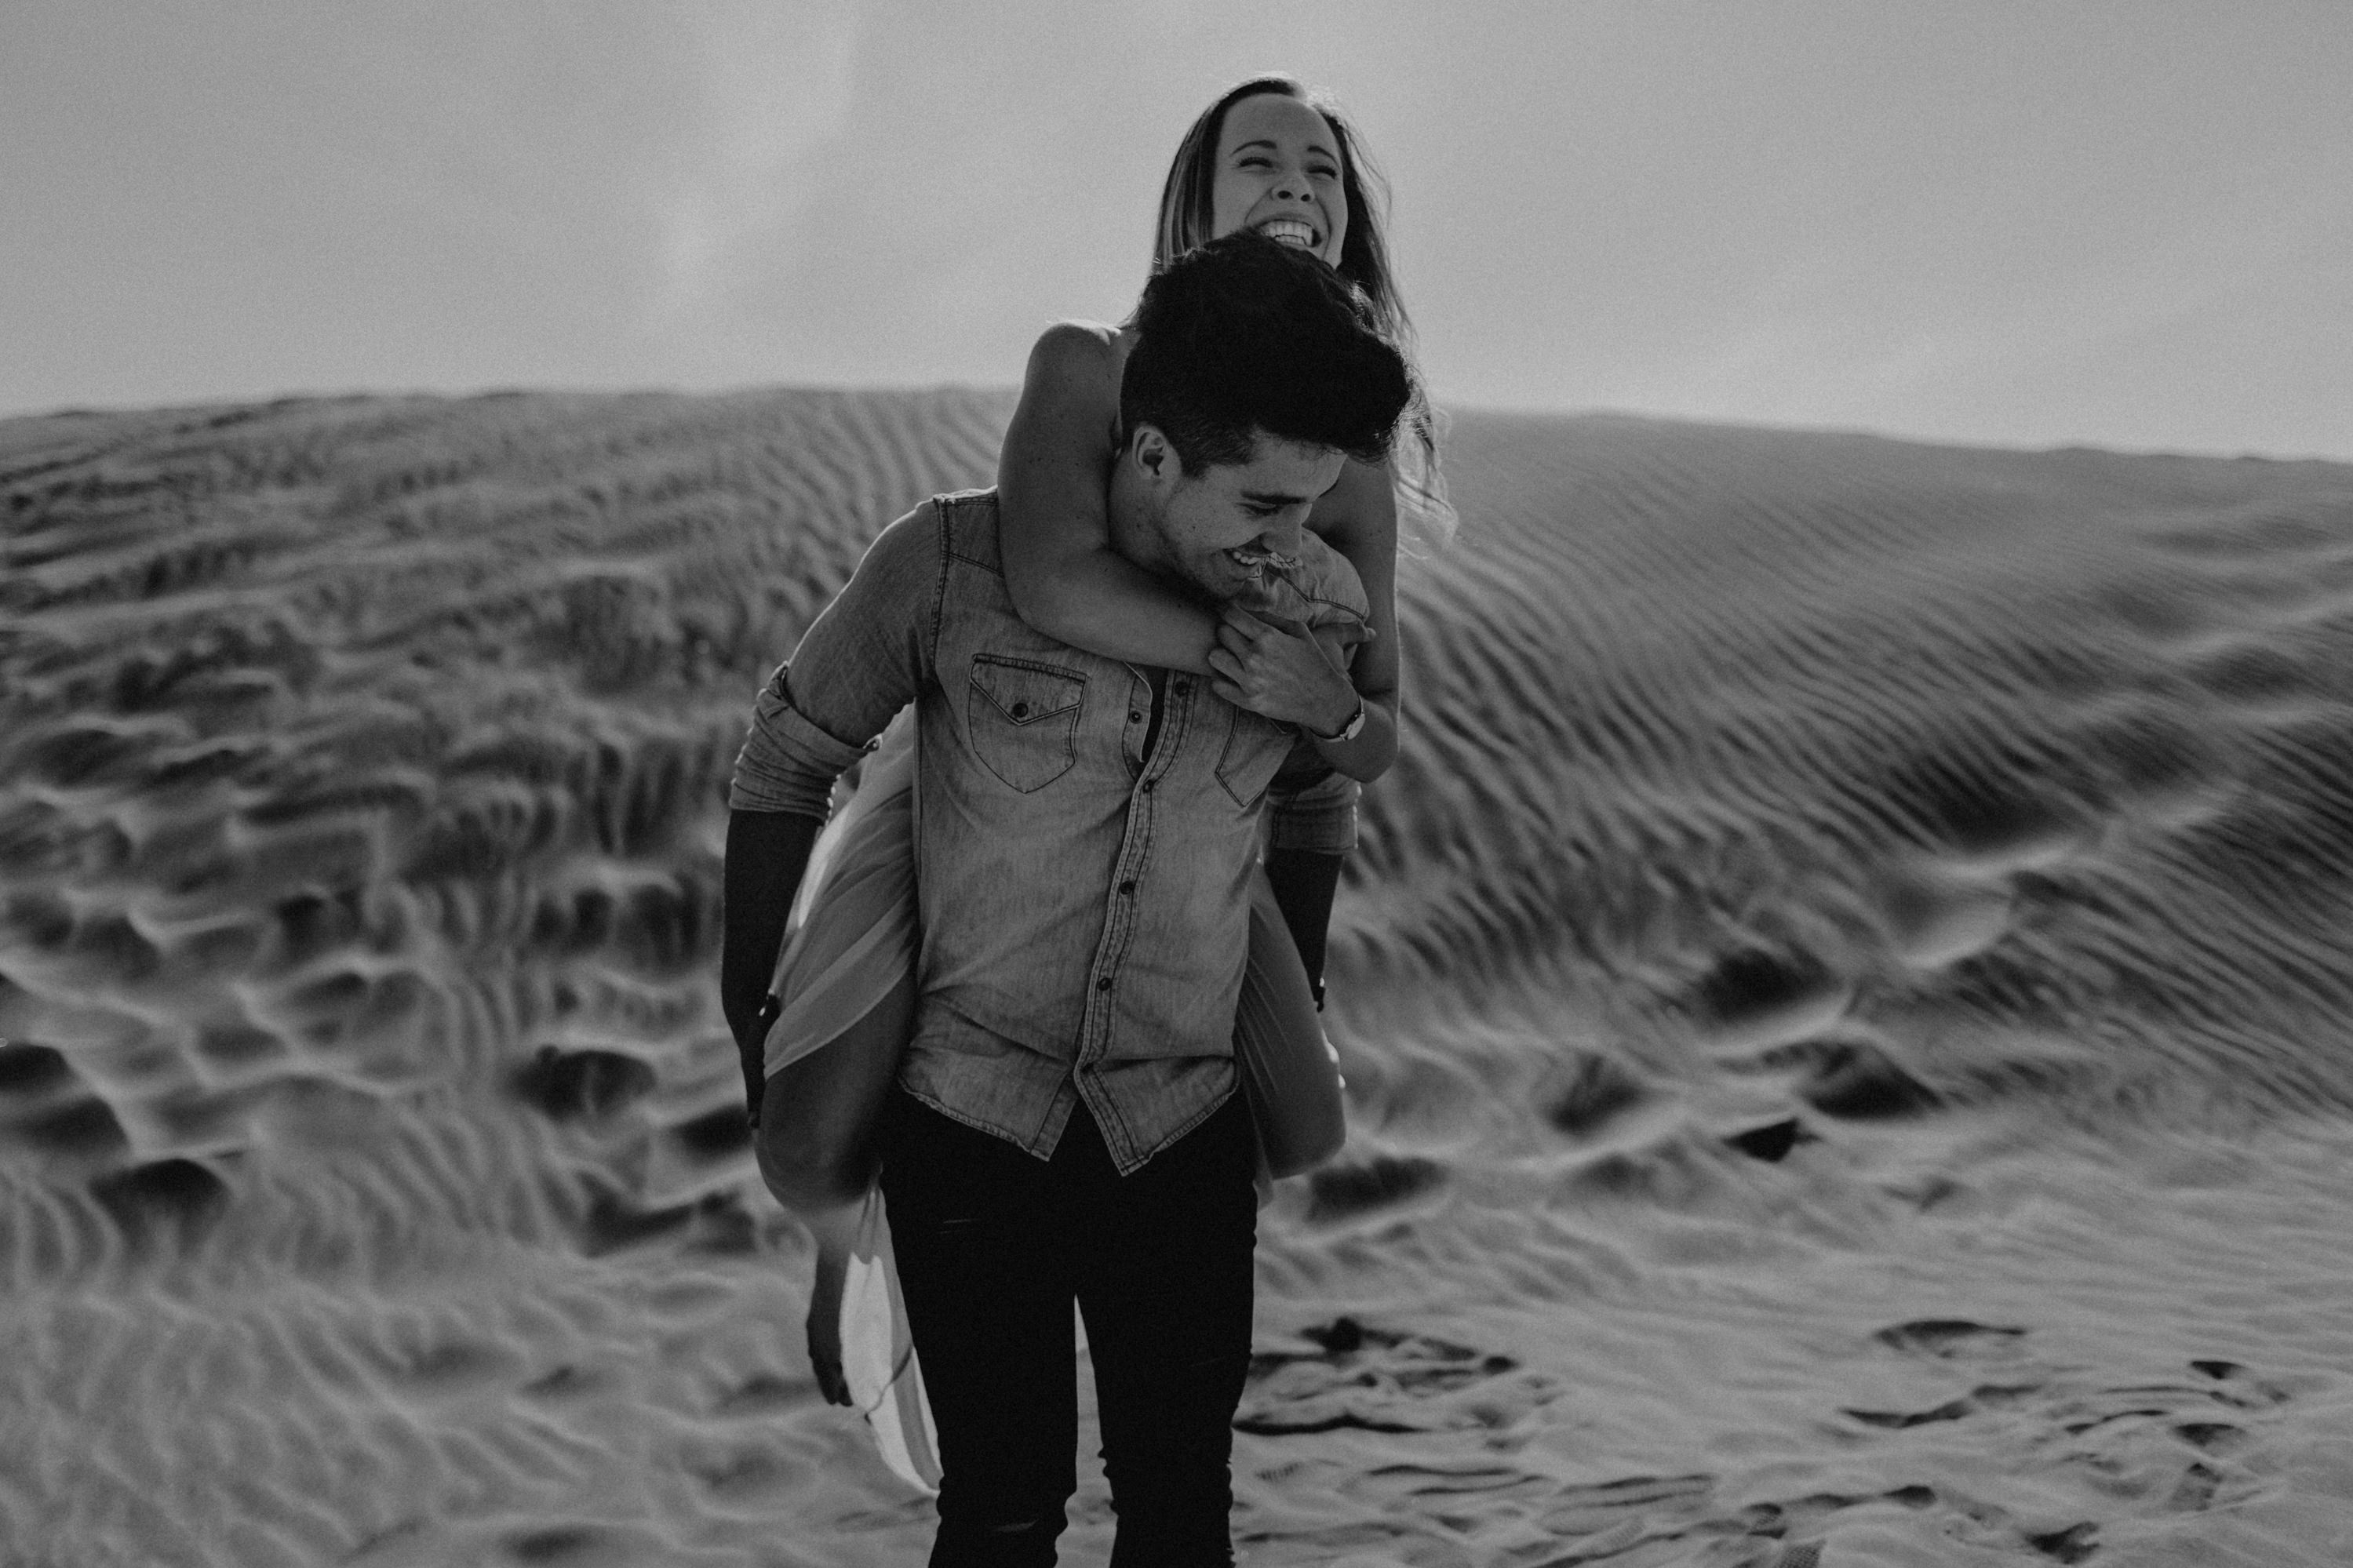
[1133,429,1346,606]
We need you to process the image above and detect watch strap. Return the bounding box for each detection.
[1310,696,1367,744]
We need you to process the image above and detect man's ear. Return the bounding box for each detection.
[1131,424,1179,487]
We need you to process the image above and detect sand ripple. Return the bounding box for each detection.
[7,394,2353,1563]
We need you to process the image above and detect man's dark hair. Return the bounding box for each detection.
[1120,232,1412,473]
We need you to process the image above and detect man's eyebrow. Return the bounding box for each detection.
[1239,488,1316,507]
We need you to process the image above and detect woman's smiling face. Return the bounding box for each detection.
[1208,92,1349,268]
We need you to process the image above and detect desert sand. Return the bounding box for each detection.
[5,389,2353,1566]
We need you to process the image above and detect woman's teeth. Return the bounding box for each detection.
[1258,219,1316,249]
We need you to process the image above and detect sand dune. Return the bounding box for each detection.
[5,390,2353,1565]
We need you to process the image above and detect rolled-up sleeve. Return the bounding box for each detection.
[727,505,938,817]
[728,668,875,816]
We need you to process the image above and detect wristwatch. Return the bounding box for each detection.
[1309,696,1367,744]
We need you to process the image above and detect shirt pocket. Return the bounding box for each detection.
[967,655,1087,792]
[1215,705,1294,809]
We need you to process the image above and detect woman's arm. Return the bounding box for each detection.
[1211,456,1403,782]
[1000,322,1404,783]
[1306,454,1402,781]
[998,322,1222,675]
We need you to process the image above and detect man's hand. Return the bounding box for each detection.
[1207,606,1364,733]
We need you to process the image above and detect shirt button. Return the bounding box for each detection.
[1141,780,1155,793]
[1011,701,1030,719]
[1096,977,1113,991]
[1118,879,1136,895]
[1128,711,1142,723]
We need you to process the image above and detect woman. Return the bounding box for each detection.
[745,75,1449,1474]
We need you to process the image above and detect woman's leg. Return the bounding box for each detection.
[1234,870,1346,1178]
[756,969,916,1210]
[1262,846,1344,1006]
[796,1199,861,1406]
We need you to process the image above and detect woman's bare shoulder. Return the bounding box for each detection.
[1025,319,1131,390]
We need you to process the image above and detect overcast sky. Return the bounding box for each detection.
[4,2,2348,458]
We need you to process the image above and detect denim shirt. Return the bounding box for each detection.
[730,489,1367,1173]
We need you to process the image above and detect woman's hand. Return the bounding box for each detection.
[802,1207,859,1407]
[1207,606,1364,735]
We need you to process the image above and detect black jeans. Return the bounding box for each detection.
[880,1087,1258,1568]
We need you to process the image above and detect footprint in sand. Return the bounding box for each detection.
[1678,943,1956,1160]
[1785,1039,1943,1122]
[509,1044,657,1122]
[1866,769,2101,972]
[1860,738,2166,991]
[1830,1322,2293,1545]
[0,1040,137,1161]
[1688,947,1854,1059]
[574,1181,758,1258]
[1302,1155,1449,1228]
[1532,1472,1710,1537]
[1528,1469,1838,1564]
[1234,1334,1801,1568]
[1236,1316,1557,1439]
[89,1155,232,1249]
[1873,1318,2028,1359]
[0,1039,75,1100]
[1539,1051,1654,1142]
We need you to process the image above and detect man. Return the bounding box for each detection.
[721,233,1411,1566]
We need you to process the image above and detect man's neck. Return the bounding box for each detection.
[1104,459,1173,581]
